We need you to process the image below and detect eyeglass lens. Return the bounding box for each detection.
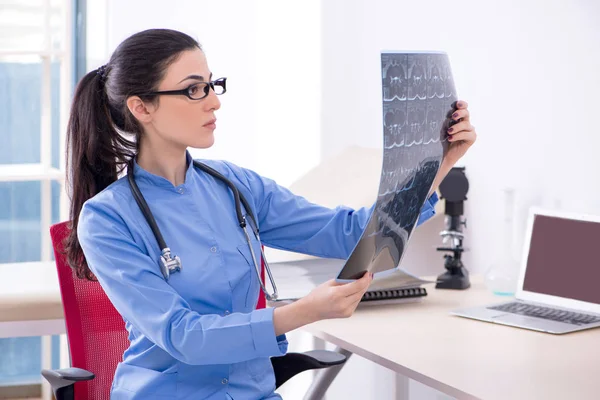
[187,79,226,99]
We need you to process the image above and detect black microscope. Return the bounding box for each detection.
[435,167,471,290]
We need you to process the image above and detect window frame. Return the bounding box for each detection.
[0,0,74,263]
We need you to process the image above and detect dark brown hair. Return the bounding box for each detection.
[65,29,200,280]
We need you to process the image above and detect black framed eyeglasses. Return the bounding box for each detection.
[143,77,227,100]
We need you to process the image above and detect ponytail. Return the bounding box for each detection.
[64,68,135,280]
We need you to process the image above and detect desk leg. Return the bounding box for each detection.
[303,347,352,400]
[41,335,52,400]
[395,373,410,399]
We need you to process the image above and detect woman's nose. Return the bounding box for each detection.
[204,88,221,111]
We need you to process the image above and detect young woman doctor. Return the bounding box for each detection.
[65,29,477,399]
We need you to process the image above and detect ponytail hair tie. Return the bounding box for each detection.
[96,64,108,82]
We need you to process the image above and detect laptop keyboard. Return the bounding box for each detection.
[488,302,600,326]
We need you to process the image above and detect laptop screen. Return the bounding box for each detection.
[523,214,600,304]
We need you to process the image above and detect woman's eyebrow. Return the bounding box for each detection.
[178,72,213,84]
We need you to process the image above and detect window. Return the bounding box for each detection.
[0,0,72,389]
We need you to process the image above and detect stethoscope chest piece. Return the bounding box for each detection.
[160,248,182,280]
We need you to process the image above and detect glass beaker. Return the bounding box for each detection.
[484,188,520,296]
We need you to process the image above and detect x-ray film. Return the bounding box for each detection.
[336,51,457,281]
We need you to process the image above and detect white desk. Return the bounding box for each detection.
[0,261,67,400]
[300,276,600,400]
[0,261,65,338]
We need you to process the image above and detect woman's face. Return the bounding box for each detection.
[141,48,221,150]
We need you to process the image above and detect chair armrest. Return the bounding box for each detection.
[41,368,95,400]
[300,350,347,366]
[271,350,347,388]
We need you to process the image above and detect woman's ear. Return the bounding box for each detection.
[126,96,154,124]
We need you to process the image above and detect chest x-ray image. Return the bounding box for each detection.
[337,51,457,281]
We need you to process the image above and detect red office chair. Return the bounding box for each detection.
[42,221,346,400]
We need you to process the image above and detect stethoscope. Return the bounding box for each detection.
[127,159,279,301]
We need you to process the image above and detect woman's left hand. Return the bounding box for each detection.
[445,100,477,164]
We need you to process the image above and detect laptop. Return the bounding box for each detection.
[452,207,600,334]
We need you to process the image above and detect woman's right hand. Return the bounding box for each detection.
[273,271,372,336]
[302,272,373,320]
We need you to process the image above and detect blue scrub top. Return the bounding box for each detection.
[77,151,438,400]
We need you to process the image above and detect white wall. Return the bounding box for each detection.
[96,0,321,187]
[321,0,600,276]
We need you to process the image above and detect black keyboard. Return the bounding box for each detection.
[488,302,600,326]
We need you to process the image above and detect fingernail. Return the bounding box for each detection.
[457,102,463,107]
[448,136,453,141]
[452,112,458,119]
[447,128,453,133]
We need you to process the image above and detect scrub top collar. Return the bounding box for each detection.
[132,150,196,191]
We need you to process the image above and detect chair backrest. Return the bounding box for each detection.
[50,221,267,399]
[50,221,129,400]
